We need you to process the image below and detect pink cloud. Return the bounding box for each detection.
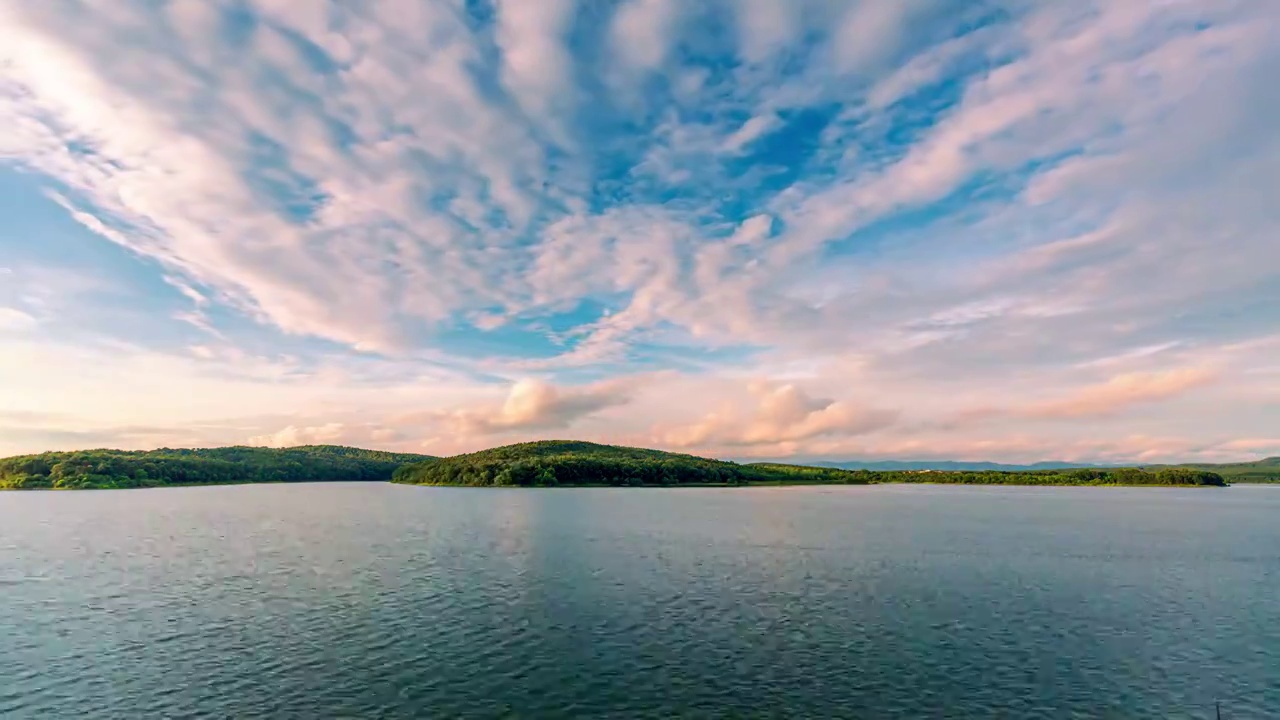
[432,378,633,436]
[658,381,896,450]
[1025,368,1216,418]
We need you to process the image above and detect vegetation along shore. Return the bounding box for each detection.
[0,446,433,490]
[2,440,1262,490]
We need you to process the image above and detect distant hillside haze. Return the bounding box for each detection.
[793,460,1116,472]
[794,457,1279,481]
[1148,457,1280,483]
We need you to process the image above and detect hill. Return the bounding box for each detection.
[390,441,1226,487]
[391,440,872,486]
[1155,457,1280,483]
[396,440,759,486]
[0,445,435,490]
[3,440,1240,490]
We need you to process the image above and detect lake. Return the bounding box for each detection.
[2,483,1277,718]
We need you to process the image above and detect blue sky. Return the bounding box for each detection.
[1,0,1278,462]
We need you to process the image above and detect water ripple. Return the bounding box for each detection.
[1,483,1278,718]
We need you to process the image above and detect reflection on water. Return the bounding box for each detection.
[2,483,1277,718]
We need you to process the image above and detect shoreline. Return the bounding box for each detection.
[0,479,386,491]
[5,480,1256,492]
[391,481,1233,489]
[5,442,1251,489]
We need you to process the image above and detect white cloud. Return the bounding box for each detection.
[1024,368,1217,419]
[610,0,683,71]
[248,422,406,449]
[433,378,633,436]
[730,0,807,64]
[249,423,349,448]
[1,0,1278,463]
[865,29,989,109]
[494,0,579,142]
[0,308,37,332]
[721,113,779,153]
[658,381,897,451]
[831,0,931,75]
[0,1,552,353]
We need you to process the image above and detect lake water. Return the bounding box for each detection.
[1,484,1277,718]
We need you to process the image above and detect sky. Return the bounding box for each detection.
[1,0,1278,463]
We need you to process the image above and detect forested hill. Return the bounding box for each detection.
[390,441,1227,487]
[2,440,1240,489]
[391,440,861,486]
[0,445,435,489]
[1156,457,1280,483]
[393,440,766,486]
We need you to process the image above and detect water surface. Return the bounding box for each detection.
[2,484,1277,718]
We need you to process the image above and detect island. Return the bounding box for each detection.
[390,440,1229,487]
[2,440,1242,490]
[0,446,435,489]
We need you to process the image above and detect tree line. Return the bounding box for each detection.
[0,446,433,489]
[2,440,1228,490]
[390,442,1227,487]
[393,446,753,486]
[819,466,1227,487]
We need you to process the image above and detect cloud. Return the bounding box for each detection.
[721,113,780,153]
[248,423,405,449]
[1025,368,1217,419]
[249,423,348,448]
[830,0,932,75]
[1212,438,1280,456]
[494,0,579,142]
[433,378,633,436]
[1,1,1278,463]
[659,381,896,450]
[7,0,1272,364]
[730,0,807,64]
[0,307,37,332]
[610,0,684,71]
[865,28,990,109]
[0,1,550,352]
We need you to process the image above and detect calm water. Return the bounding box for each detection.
[1,484,1277,719]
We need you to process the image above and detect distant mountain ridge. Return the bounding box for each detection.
[1148,456,1280,482]
[761,456,1279,481]
[771,459,1116,472]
